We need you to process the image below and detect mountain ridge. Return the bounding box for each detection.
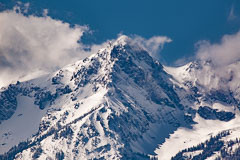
[0,35,240,160]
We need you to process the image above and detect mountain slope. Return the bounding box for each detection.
[158,60,240,160]
[0,35,240,160]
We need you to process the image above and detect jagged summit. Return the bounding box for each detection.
[68,35,165,91]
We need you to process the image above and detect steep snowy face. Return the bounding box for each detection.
[0,36,190,160]
[110,37,183,109]
[97,37,192,156]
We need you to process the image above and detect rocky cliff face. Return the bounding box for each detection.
[0,36,240,160]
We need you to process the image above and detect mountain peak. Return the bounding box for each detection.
[113,35,130,46]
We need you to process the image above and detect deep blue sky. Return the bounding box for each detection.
[1,0,240,65]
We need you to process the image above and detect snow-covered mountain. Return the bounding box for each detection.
[0,35,240,160]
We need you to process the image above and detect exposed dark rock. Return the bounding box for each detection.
[197,106,235,122]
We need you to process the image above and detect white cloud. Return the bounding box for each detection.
[193,31,240,90]
[0,10,89,87]
[196,31,240,66]
[129,35,172,59]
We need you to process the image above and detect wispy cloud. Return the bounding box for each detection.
[42,9,48,17]
[13,1,30,14]
[228,5,237,21]
[129,35,172,59]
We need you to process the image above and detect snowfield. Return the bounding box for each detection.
[0,96,47,154]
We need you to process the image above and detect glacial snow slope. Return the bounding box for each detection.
[159,60,240,160]
[0,35,240,160]
[0,96,47,154]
